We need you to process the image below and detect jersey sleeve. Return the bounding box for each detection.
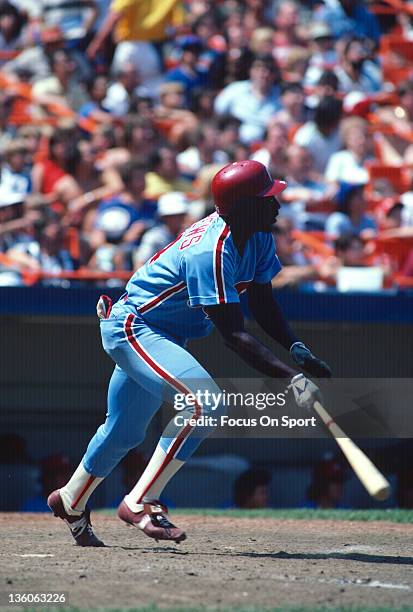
[254,232,282,284]
[182,242,240,307]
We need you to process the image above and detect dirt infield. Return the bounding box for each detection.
[0,512,413,611]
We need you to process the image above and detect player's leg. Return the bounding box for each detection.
[48,365,161,546]
[109,314,225,540]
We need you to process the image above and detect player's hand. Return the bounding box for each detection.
[97,294,113,320]
[289,373,322,411]
[290,342,332,378]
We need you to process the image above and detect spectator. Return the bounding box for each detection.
[191,12,226,90]
[133,191,188,268]
[31,128,83,212]
[102,62,140,117]
[177,122,228,179]
[190,162,226,219]
[334,233,366,267]
[306,68,339,110]
[90,159,156,260]
[270,217,333,288]
[303,23,337,88]
[334,36,382,94]
[273,1,306,68]
[87,0,184,86]
[324,117,373,185]
[217,115,242,152]
[314,0,381,44]
[0,0,27,66]
[191,89,216,120]
[243,0,273,36]
[272,82,309,132]
[166,36,208,105]
[294,96,342,173]
[214,53,282,144]
[78,75,113,125]
[376,198,405,232]
[3,25,67,82]
[326,182,377,238]
[32,48,89,112]
[154,81,198,147]
[282,144,328,229]
[223,32,254,86]
[304,454,347,509]
[250,120,289,179]
[124,116,160,160]
[145,146,192,199]
[376,80,413,164]
[0,198,32,258]
[7,209,78,285]
[32,0,98,45]
[233,468,271,509]
[0,139,32,204]
[249,27,275,57]
[280,46,311,84]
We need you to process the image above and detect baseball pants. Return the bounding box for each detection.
[82,305,224,478]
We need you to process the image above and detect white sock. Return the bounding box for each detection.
[124,443,184,512]
[60,462,104,515]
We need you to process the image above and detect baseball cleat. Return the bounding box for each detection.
[47,489,105,547]
[117,499,186,543]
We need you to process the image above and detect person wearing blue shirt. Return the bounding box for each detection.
[78,74,112,123]
[91,160,157,271]
[48,161,331,547]
[326,182,377,238]
[166,36,208,106]
[214,54,282,144]
[315,0,381,44]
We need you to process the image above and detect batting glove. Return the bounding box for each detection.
[290,342,332,379]
[97,294,113,320]
[290,373,322,412]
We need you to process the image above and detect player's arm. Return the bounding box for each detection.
[204,302,296,379]
[247,281,332,378]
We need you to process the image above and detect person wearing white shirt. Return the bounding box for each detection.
[214,54,282,144]
[325,116,373,185]
[294,96,342,173]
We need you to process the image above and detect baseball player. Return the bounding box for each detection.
[48,160,331,546]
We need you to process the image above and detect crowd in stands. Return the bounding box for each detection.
[1,0,413,291]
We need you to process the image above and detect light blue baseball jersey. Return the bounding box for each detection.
[121,212,281,341]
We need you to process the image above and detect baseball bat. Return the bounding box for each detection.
[313,400,391,501]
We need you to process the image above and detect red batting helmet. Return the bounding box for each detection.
[211,160,287,216]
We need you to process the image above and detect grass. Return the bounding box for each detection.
[98,507,413,523]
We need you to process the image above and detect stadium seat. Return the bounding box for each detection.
[365,162,412,201]
[371,235,413,270]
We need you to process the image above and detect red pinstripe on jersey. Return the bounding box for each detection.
[71,475,95,510]
[137,281,187,314]
[214,224,231,304]
[124,314,202,501]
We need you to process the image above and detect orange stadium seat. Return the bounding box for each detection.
[365,163,412,203]
[371,236,413,271]
[291,230,334,258]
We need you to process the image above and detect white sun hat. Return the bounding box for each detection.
[157,192,189,217]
